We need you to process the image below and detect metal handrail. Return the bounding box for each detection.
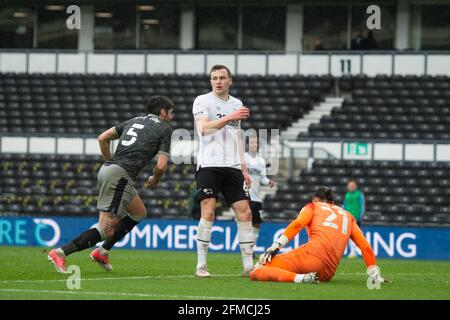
[281,138,450,167]
[295,137,450,145]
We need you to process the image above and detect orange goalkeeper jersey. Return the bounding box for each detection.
[282,202,376,274]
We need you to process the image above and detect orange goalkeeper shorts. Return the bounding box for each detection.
[265,244,333,281]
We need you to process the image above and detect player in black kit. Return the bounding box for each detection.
[48,96,174,273]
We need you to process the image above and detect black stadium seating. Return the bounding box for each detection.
[0,73,332,135]
[300,75,450,140]
[264,159,450,227]
[0,73,449,227]
[0,153,218,219]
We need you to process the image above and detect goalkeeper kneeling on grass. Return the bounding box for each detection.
[250,186,386,285]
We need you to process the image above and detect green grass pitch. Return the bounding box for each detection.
[0,246,449,300]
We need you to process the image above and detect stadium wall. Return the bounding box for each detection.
[2,136,450,162]
[0,216,449,261]
[1,51,450,76]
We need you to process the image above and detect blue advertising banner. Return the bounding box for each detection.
[0,216,449,261]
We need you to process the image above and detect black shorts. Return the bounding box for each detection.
[196,167,249,206]
[250,201,263,224]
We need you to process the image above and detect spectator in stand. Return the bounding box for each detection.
[313,39,325,50]
[365,31,378,50]
[351,29,366,50]
[343,179,366,258]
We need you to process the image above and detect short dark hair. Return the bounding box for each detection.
[210,65,232,78]
[347,179,358,185]
[245,134,258,150]
[313,186,334,203]
[146,95,174,115]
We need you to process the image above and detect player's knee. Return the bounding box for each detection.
[104,227,115,239]
[129,209,147,222]
[140,209,148,220]
[246,207,252,221]
[238,206,252,222]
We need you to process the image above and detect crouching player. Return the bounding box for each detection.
[250,186,386,284]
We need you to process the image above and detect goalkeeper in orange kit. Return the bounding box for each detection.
[250,186,386,284]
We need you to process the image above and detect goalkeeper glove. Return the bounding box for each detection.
[367,265,387,283]
[259,235,289,265]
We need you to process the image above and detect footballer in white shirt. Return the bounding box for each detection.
[192,65,254,278]
[244,135,274,247]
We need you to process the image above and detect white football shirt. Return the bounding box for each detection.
[193,92,243,170]
[244,152,270,203]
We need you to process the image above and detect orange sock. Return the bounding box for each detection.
[250,266,297,282]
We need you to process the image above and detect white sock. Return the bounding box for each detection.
[252,227,260,246]
[237,221,254,271]
[56,248,66,257]
[196,218,213,269]
[99,247,110,256]
[294,274,305,283]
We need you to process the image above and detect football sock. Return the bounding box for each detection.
[61,228,102,256]
[237,221,254,271]
[94,224,107,240]
[101,215,138,251]
[249,266,297,282]
[99,247,110,256]
[252,227,260,245]
[196,218,213,269]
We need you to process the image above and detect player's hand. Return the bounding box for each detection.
[243,171,252,190]
[228,107,250,121]
[146,176,159,188]
[259,241,282,265]
[268,180,274,188]
[367,265,388,283]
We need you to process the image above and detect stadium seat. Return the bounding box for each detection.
[264,159,450,227]
[0,153,215,220]
[0,73,333,136]
[300,75,450,141]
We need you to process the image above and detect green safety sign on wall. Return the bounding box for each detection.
[346,143,368,156]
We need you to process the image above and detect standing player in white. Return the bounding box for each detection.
[244,135,274,247]
[193,65,254,277]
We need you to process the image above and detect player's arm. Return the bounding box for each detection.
[147,127,172,188]
[350,220,386,283]
[359,193,366,220]
[259,158,273,188]
[147,153,169,188]
[195,108,249,136]
[97,127,119,161]
[259,205,314,264]
[237,125,251,189]
[193,96,249,136]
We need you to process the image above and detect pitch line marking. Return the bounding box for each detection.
[0,273,239,284]
[0,288,263,300]
[1,272,446,285]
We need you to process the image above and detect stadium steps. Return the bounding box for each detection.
[281,97,344,140]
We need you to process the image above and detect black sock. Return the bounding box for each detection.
[102,216,138,251]
[61,228,102,256]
